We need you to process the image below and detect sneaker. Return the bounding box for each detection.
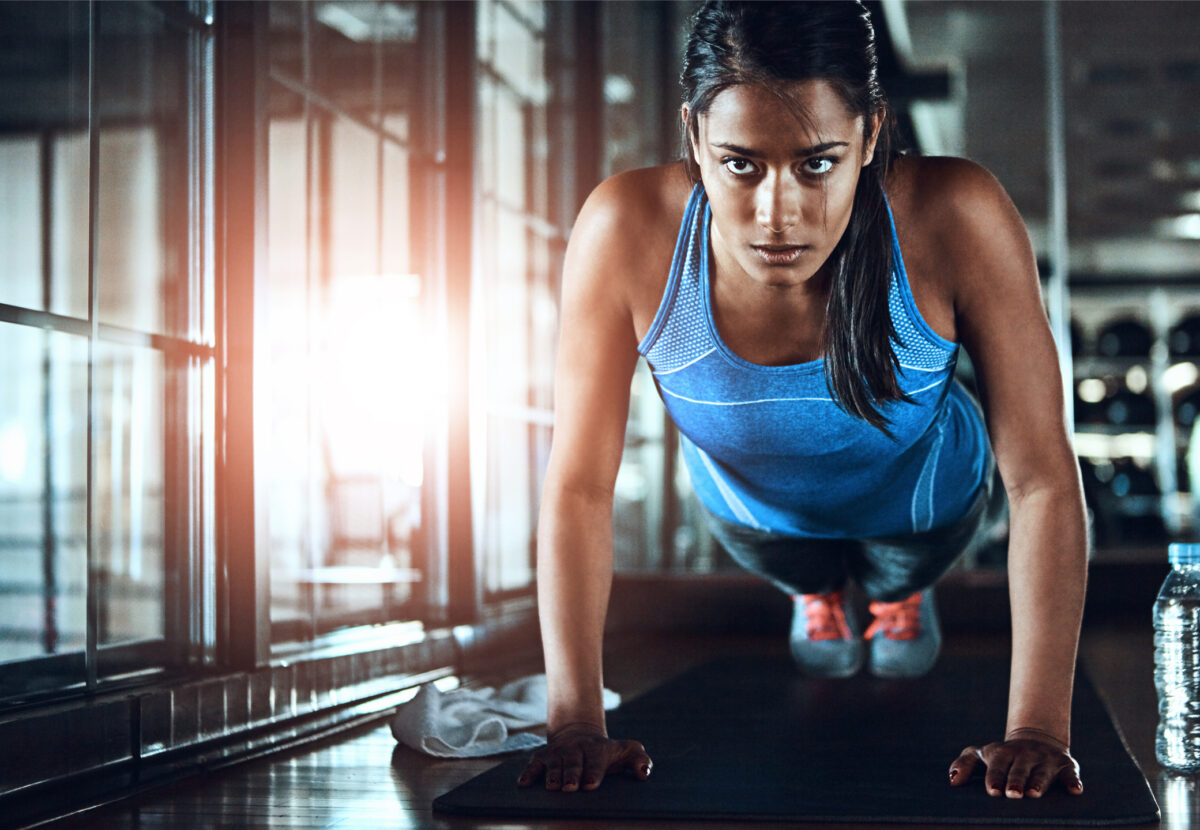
[790,590,864,678]
[864,588,941,678]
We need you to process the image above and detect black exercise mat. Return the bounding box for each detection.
[433,655,1159,825]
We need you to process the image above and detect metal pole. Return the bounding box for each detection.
[1044,0,1074,437]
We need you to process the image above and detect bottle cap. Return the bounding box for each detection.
[1169,543,1200,566]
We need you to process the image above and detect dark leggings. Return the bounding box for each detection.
[702,460,1007,603]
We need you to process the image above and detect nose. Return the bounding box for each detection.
[755,172,800,235]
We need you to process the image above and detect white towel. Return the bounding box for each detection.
[390,674,621,758]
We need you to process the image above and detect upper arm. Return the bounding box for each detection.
[543,177,645,501]
[939,161,1078,498]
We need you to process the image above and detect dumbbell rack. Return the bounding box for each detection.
[1070,284,1200,558]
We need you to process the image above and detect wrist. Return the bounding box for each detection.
[548,719,607,740]
[1005,726,1069,752]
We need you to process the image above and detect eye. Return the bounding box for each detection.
[802,157,837,175]
[722,157,758,176]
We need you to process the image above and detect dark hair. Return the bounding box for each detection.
[681,0,906,434]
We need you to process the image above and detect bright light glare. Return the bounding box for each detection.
[320,273,429,487]
[1162,774,1195,829]
[604,75,635,105]
[1073,430,1155,461]
[1165,362,1200,395]
[1125,365,1148,394]
[1156,213,1200,239]
[1077,378,1107,404]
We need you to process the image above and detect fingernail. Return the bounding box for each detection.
[639,764,650,777]
[949,770,958,783]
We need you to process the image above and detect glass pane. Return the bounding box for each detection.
[0,324,88,696]
[268,1,304,81]
[95,1,191,337]
[266,110,314,634]
[329,117,380,279]
[0,137,43,309]
[529,238,556,411]
[482,418,538,593]
[381,131,410,277]
[0,1,90,316]
[51,132,91,319]
[266,3,424,643]
[310,5,376,121]
[493,2,543,100]
[613,364,665,571]
[474,0,550,596]
[495,86,526,208]
[486,211,530,408]
[92,342,167,648]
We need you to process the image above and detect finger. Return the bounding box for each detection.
[517,756,546,788]
[981,744,1013,797]
[948,747,981,787]
[560,747,585,793]
[1005,757,1036,799]
[1023,763,1057,799]
[617,740,653,780]
[1057,762,1084,795]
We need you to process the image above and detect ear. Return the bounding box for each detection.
[861,108,885,167]
[681,104,700,166]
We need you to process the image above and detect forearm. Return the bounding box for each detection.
[1004,482,1088,746]
[537,486,616,734]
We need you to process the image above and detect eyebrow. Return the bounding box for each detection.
[710,141,850,157]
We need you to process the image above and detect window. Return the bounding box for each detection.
[0,0,216,702]
[264,2,427,643]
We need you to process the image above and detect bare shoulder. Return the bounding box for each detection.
[566,161,694,339]
[888,155,1037,301]
[889,155,1022,232]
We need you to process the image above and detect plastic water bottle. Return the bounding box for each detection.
[1155,543,1200,771]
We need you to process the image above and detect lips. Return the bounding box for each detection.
[751,244,808,265]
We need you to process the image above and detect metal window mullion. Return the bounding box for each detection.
[375,19,385,283]
[1044,1,1072,435]
[303,6,320,641]
[413,0,447,619]
[496,0,544,37]
[40,130,60,656]
[215,0,270,669]
[85,0,101,689]
[199,2,218,661]
[443,0,478,623]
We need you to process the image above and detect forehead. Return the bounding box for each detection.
[701,80,862,148]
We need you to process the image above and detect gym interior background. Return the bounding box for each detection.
[0,0,1196,824]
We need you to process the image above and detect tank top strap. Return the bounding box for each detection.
[883,195,959,372]
[637,184,717,372]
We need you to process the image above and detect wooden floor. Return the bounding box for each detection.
[44,617,1188,830]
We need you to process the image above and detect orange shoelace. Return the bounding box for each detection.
[796,590,852,641]
[864,591,923,641]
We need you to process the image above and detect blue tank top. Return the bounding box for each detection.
[636,184,991,538]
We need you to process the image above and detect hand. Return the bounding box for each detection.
[949,728,1082,798]
[516,722,652,792]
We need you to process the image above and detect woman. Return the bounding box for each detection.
[518,0,1087,800]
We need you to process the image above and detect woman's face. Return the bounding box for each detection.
[690,80,880,291]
